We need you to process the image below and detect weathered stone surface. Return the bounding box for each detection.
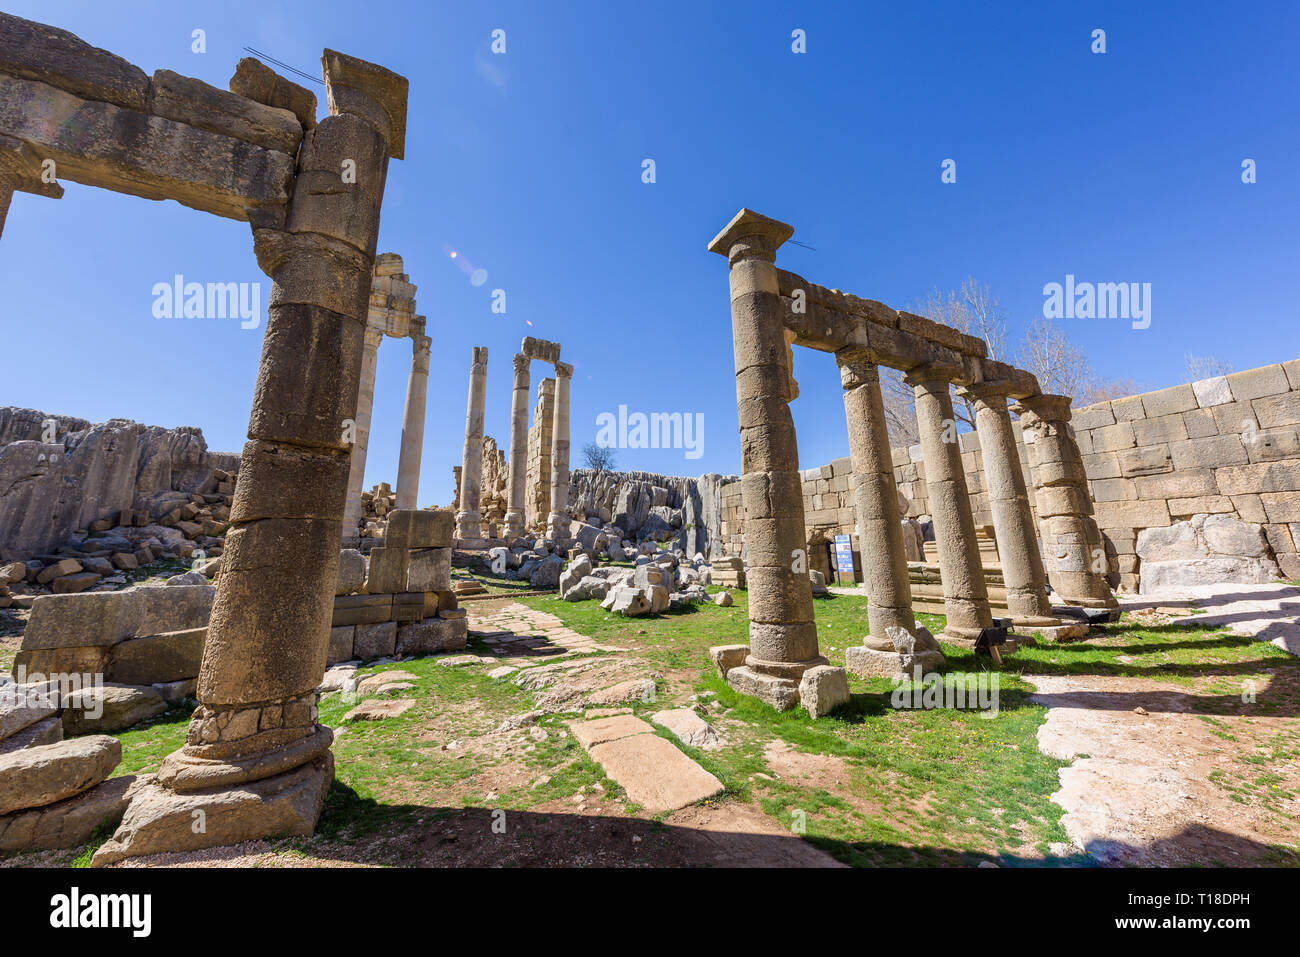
[335,548,366,595]
[90,755,332,866]
[0,73,295,222]
[0,13,151,111]
[1136,514,1281,593]
[62,684,167,735]
[406,548,451,592]
[709,644,749,677]
[150,69,302,154]
[0,735,120,815]
[229,56,317,130]
[568,713,651,749]
[0,774,143,853]
[0,715,63,755]
[587,733,723,813]
[651,708,723,750]
[365,546,408,595]
[725,665,800,711]
[798,665,850,718]
[106,628,206,685]
[845,646,945,679]
[327,626,355,664]
[0,686,59,742]
[344,698,414,722]
[331,593,392,626]
[385,508,453,549]
[395,616,467,656]
[354,621,397,660]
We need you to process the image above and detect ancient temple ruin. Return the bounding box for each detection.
[709,208,1116,704]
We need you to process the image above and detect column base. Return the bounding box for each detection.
[454,511,483,541]
[503,512,526,540]
[846,646,945,679]
[1023,622,1091,643]
[744,653,828,680]
[725,665,801,711]
[90,751,334,867]
[546,512,572,541]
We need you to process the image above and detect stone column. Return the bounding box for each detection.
[455,346,489,541]
[907,363,994,645]
[1014,393,1119,610]
[395,318,430,509]
[836,349,936,674]
[503,353,530,539]
[963,382,1060,628]
[342,326,383,540]
[94,51,409,865]
[546,361,573,541]
[707,209,826,710]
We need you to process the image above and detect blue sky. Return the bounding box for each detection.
[2,0,1296,505]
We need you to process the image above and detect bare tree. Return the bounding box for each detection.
[582,442,616,473]
[914,277,1011,428]
[1185,353,1234,382]
[880,366,921,447]
[1018,317,1137,406]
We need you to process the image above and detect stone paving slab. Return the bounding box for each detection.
[1122,583,1300,655]
[567,713,652,749]
[587,733,725,814]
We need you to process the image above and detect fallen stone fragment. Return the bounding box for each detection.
[62,684,167,734]
[651,708,723,750]
[0,735,121,816]
[344,698,415,722]
[0,774,145,853]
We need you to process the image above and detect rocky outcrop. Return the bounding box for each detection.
[567,469,736,557]
[0,408,240,560]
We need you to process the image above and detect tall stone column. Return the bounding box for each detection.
[504,353,530,539]
[395,317,430,509]
[707,209,827,710]
[963,383,1059,627]
[907,363,994,645]
[455,346,489,541]
[1014,393,1119,610]
[546,361,573,541]
[836,349,936,675]
[342,326,383,540]
[95,50,409,865]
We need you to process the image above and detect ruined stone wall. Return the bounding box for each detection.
[0,407,240,560]
[718,360,1300,592]
[525,379,554,528]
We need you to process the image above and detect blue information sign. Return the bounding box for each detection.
[833,534,855,575]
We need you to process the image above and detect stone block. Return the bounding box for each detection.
[1169,435,1248,471]
[1110,395,1146,421]
[331,593,392,626]
[365,546,408,594]
[134,584,214,636]
[1230,494,1267,524]
[725,665,800,711]
[390,592,424,623]
[1081,451,1122,480]
[327,626,355,664]
[1118,445,1172,477]
[1168,496,1234,517]
[0,13,150,110]
[106,628,206,685]
[1183,408,1219,438]
[797,665,850,719]
[0,774,141,853]
[21,590,140,651]
[1192,376,1234,408]
[395,617,468,657]
[406,547,451,593]
[708,644,749,678]
[586,733,723,814]
[1212,400,1258,435]
[354,621,397,660]
[61,685,166,735]
[1261,492,1300,524]
[1253,391,1300,430]
[1246,428,1300,464]
[1142,384,1198,418]
[1090,422,1137,453]
[151,68,301,155]
[335,548,366,595]
[845,646,944,679]
[1227,365,1290,402]
[1133,414,1189,446]
[1072,403,1115,431]
[385,509,454,549]
[1132,469,1220,500]
[1215,461,1300,496]
[1090,478,1135,503]
[0,735,121,817]
[1092,499,1172,529]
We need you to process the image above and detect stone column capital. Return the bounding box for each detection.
[322,49,409,159]
[834,347,881,389]
[707,208,794,266]
[1013,393,1072,425]
[903,359,963,389]
[554,360,574,380]
[363,326,384,349]
[513,353,530,374]
[470,345,488,373]
[958,378,1015,405]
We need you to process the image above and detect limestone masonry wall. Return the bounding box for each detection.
[719,360,1300,592]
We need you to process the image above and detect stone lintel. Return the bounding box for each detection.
[521,336,562,363]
